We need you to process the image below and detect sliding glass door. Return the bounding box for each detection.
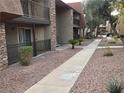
[18,28,32,46]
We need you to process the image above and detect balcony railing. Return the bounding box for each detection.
[73,19,80,26]
[7,39,51,65]
[21,0,49,20]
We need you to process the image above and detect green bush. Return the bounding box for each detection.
[112,35,119,41]
[19,46,33,66]
[108,35,119,44]
[106,80,124,93]
[104,47,113,57]
[69,39,78,49]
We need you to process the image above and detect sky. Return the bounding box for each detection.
[62,0,82,3]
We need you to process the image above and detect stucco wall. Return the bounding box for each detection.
[6,24,18,45]
[35,26,45,41]
[44,26,51,40]
[35,25,51,40]
[56,9,73,44]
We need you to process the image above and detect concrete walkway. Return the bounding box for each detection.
[24,39,101,93]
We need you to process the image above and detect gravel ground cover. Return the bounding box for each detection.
[70,48,124,93]
[99,38,123,46]
[81,39,94,46]
[0,48,82,93]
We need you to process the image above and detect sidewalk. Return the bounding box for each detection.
[24,39,101,93]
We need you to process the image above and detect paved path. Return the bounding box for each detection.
[24,39,101,93]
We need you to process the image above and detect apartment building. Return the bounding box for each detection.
[68,2,86,37]
[0,0,56,70]
[0,0,85,70]
[56,0,85,44]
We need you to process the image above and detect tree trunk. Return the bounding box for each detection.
[82,26,86,38]
[110,23,118,35]
[79,42,81,45]
[72,45,75,49]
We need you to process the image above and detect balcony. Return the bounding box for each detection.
[73,19,80,27]
[9,0,50,24]
[21,0,49,20]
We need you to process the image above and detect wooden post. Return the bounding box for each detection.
[32,24,37,56]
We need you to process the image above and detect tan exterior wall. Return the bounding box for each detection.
[0,0,23,15]
[44,26,51,40]
[35,25,51,40]
[35,26,45,41]
[35,25,51,41]
[116,16,124,35]
[56,9,73,44]
[6,24,18,45]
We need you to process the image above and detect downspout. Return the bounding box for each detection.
[32,24,37,56]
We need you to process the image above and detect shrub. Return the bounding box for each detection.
[112,35,119,41]
[69,39,78,49]
[106,80,124,93]
[104,47,113,57]
[19,46,33,66]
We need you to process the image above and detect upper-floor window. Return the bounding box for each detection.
[20,0,49,19]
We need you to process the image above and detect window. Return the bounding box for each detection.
[18,28,32,46]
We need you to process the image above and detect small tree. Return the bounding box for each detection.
[84,0,106,37]
[99,0,118,54]
[69,40,78,49]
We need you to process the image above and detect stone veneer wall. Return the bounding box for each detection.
[0,23,8,70]
[49,0,56,51]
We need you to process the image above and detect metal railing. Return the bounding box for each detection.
[7,39,51,65]
[36,39,51,55]
[21,0,49,20]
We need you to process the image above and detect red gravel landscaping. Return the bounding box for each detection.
[0,48,81,93]
[70,48,124,93]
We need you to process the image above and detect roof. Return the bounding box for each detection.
[67,2,86,27]
[67,2,83,14]
[56,0,81,14]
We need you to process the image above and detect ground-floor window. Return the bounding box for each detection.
[18,28,32,46]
